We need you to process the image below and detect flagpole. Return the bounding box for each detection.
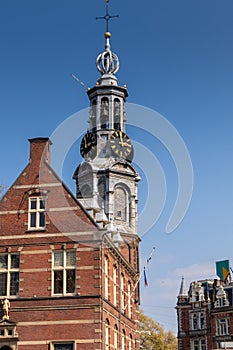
[123,247,155,311]
[134,246,155,291]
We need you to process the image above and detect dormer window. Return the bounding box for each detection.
[214,285,229,308]
[190,282,205,303]
[28,197,46,230]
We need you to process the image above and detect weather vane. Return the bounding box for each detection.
[96,0,119,32]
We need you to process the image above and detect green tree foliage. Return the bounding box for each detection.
[140,310,178,350]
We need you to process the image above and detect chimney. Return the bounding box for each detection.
[28,138,52,165]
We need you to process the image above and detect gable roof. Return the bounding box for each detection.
[0,138,99,240]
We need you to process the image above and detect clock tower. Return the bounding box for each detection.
[73,28,140,248]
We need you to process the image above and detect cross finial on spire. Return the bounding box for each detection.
[96,0,119,33]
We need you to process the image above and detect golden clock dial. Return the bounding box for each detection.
[110,130,134,162]
[80,132,97,159]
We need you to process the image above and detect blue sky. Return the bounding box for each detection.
[1,0,233,332]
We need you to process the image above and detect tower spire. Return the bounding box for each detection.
[96,1,120,76]
[178,276,188,297]
[74,0,138,238]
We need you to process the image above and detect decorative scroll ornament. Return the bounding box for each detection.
[96,32,120,75]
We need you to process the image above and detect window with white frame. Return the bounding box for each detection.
[114,324,118,350]
[28,197,46,230]
[190,311,206,330]
[127,281,131,318]
[52,342,74,350]
[120,274,125,310]
[53,251,76,295]
[105,318,110,350]
[0,254,19,297]
[192,338,207,350]
[129,334,132,350]
[121,329,126,350]
[113,265,117,306]
[104,256,109,299]
[192,313,198,330]
[216,297,225,307]
[200,312,205,329]
[216,318,230,336]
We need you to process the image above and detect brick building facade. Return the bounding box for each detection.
[176,277,233,350]
[0,9,141,350]
[0,138,140,350]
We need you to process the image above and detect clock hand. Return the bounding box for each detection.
[120,131,123,144]
[122,142,130,147]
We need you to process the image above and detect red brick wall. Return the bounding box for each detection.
[0,138,140,349]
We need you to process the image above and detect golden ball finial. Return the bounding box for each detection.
[105,32,111,39]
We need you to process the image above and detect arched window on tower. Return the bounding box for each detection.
[80,184,92,198]
[114,185,131,224]
[97,177,106,209]
[114,98,121,130]
[90,99,97,131]
[114,187,126,221]
[75,163,93,198]
[100,97,109,129]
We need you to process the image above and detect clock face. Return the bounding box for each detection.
[80,132,97,159]
[110,130,134,162]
